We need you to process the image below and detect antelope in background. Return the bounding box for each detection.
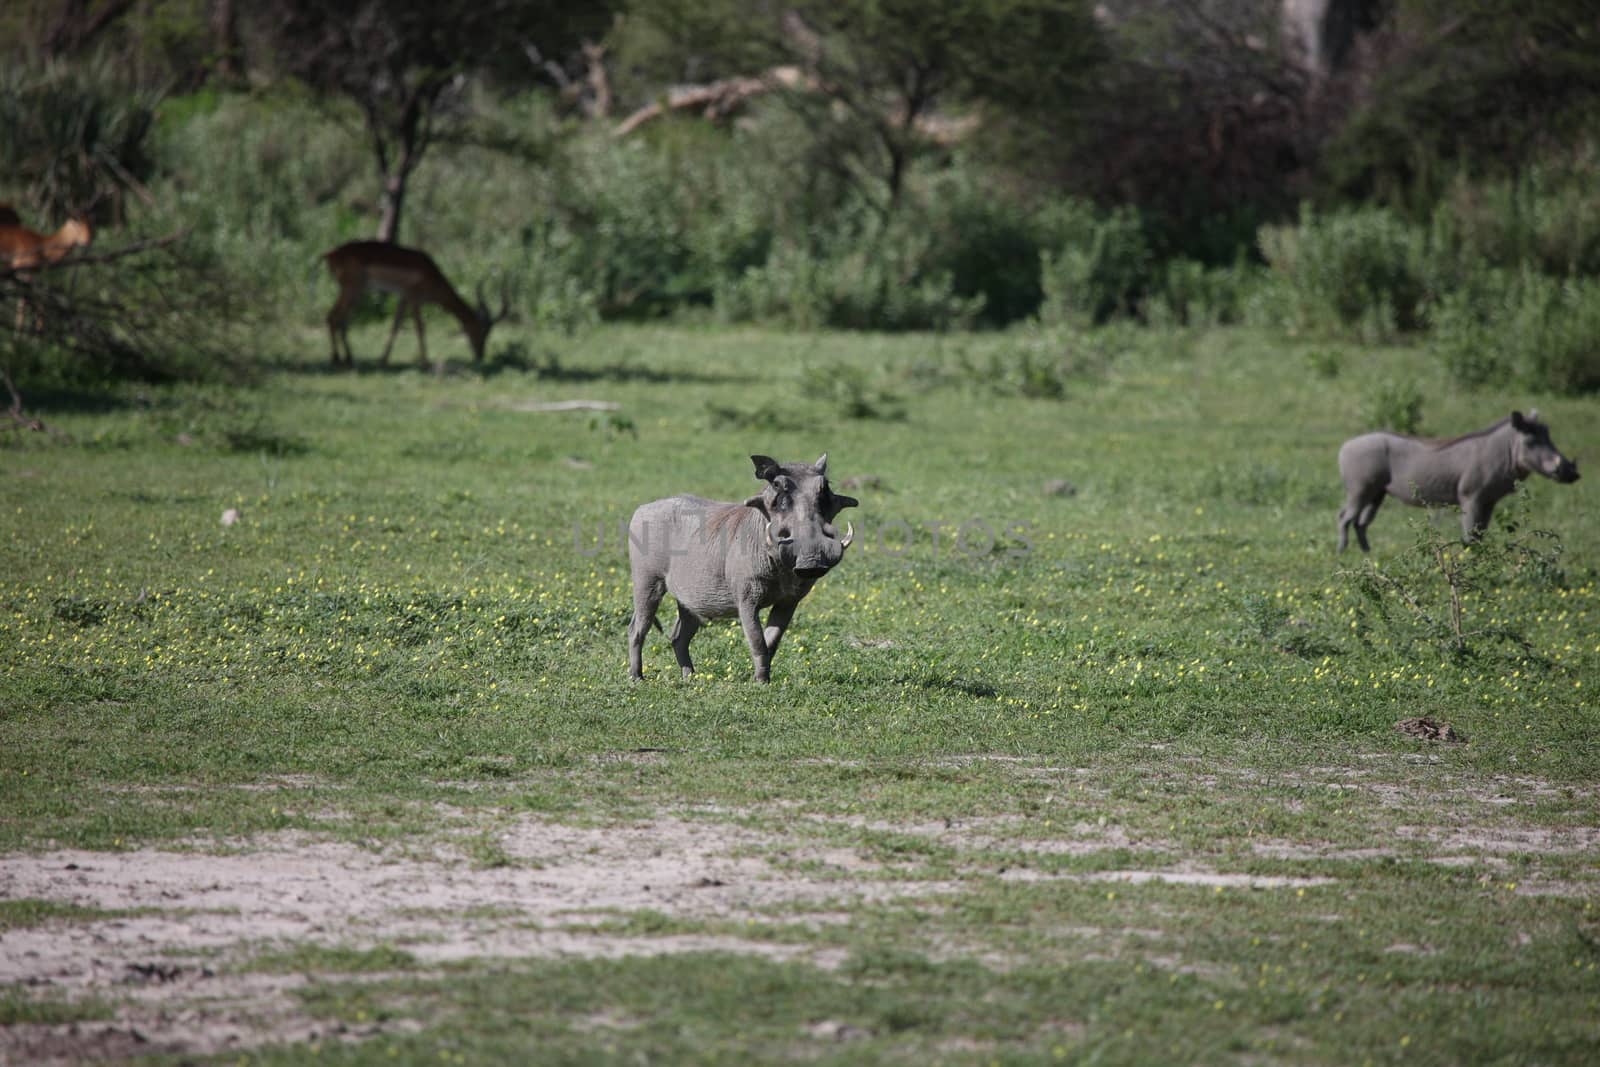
[0,208,94,329]
[322,241,509,370]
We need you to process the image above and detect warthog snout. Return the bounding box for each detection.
[1556,460,1580,483]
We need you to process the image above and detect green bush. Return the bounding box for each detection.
[715,212,984,331]
[1036,202,1152,327]
[1431,269,1600,394]
[1429,165,1600,279]
[1254,205,1431,339]
[2,241,251,388]
[0,57,160,220]
[1426,268,1518,388]
[1144,257,1256,328]
[147,92,366,320]
[1359,376,1424,435]
[917,166,1055,326]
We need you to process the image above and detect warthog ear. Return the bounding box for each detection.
[742,494,769,515]
[751,454,781,481]
[1511,410,1529,431]
[815,453,828,476]
[832,493,859,511]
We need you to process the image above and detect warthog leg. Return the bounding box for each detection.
[737,600,773,683]
[1461,497,1494,543]
[762,602,796,658]
[1337,493,1383,553]
[628,575,666,679]
[670,604,700,678]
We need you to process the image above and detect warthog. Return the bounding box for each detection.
[1337,410,1579,552]
[628,454,858,682]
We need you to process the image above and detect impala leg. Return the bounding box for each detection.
[379,299,409,366]
[326,296,354,367]
[411,302,431,369]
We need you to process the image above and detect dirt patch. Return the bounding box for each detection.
[1393,825,1600,854]
[996,867,1335,890]
[5,762,1593,1061]
[0,815,945,1061]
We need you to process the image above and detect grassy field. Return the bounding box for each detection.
[2,319,1598,1064]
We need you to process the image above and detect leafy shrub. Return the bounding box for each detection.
[1426,268,1518,388]
[546,125,775,319]
[1037,202,1153,326]
[1359,376,1424,435]
[1303,347,1343,379]
[1341,504,1563,663]
[717,216,984,332]
[1144,258,1256,328]
[1429,163,1600,279]
[949,326,1131,399]
[1255,205,1432,339]
[795,363,906,420]
[0,57,160,220]
[1430,269,1600,394]
[1511,275,1600,394]
[2,241,251,388]
[149,92,364,319]
[917,166,1055,326]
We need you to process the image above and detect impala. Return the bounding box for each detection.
[322,240,509,370]
[0,215,93,271]
[0,213,94,329]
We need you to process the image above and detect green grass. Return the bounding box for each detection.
[0,898,146,930]
[2,321,1598,1062]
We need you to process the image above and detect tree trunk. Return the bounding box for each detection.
[377,174,405,244]
[209,0,242,83]
[43,0,136,58]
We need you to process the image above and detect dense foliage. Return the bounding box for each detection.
[1,1,1598,393]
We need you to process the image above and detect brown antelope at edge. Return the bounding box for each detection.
[1336,410,1579,552]
[322,241,509,370]
[0,213,94,329]
[0,215,93,269]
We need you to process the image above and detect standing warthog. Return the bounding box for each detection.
[1337,410,1579,552]
[628,454,858,682]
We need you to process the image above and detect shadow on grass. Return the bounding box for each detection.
[908,675,1000,698]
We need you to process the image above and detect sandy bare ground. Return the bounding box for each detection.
[3,768,1597,1064]
[1,814,945,1064]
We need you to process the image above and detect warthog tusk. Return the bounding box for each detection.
[840,521,854,549]
[765,520,775,547]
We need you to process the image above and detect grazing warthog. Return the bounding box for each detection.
[1337,410,1579,552]
[628,454,858,682]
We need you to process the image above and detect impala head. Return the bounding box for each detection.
[743,453,858,580]
[469,281,514,363]
[1510,410,1579,484]
[57,217,93,251]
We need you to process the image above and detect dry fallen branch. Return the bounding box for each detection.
[508,399,620,413]
[613,67,812,137]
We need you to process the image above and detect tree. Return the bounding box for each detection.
[1319,0,1600,206]
[622,0,1105,214]
[262,1,614,242]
